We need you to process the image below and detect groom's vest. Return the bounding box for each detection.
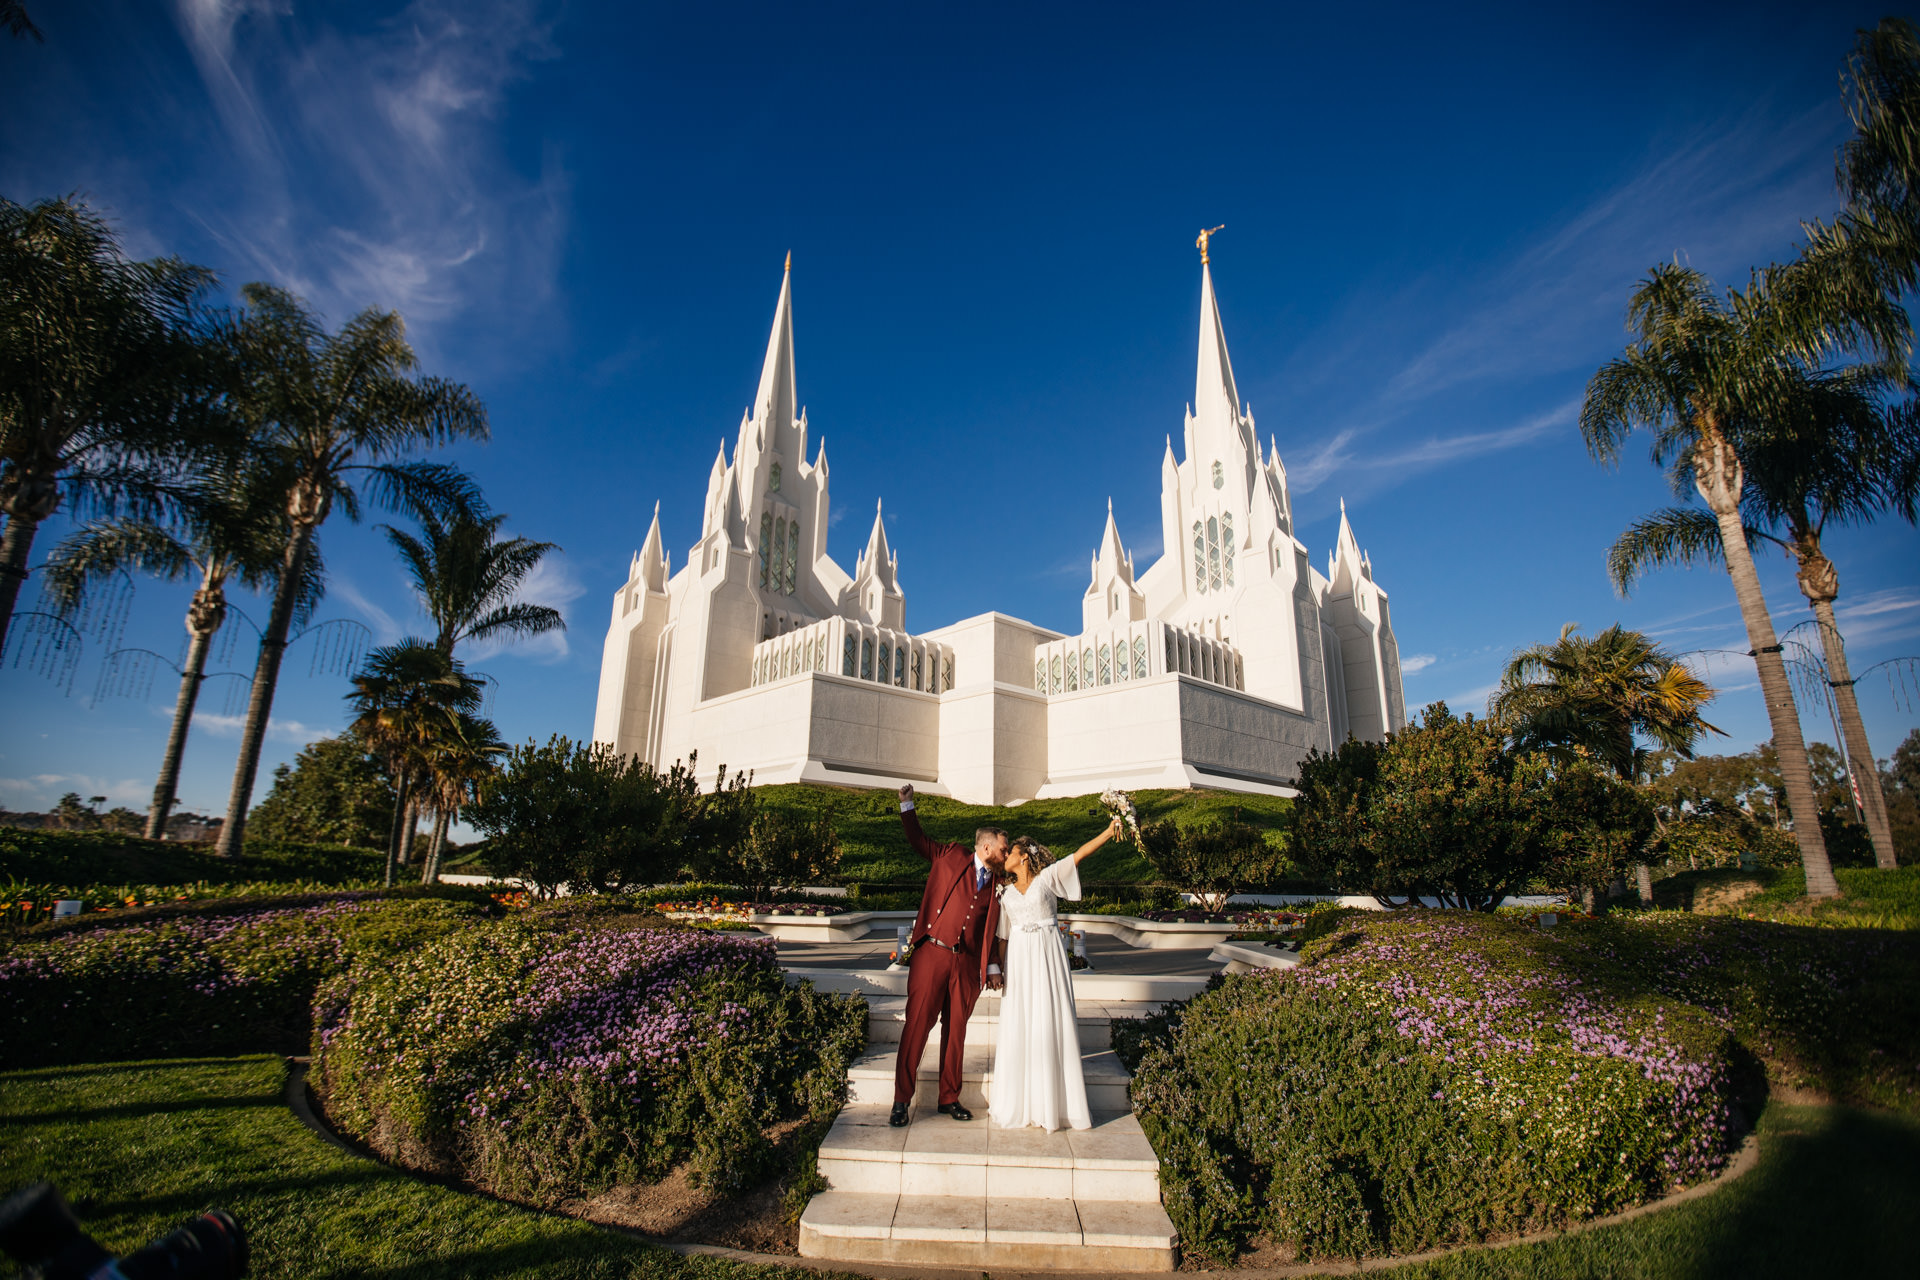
[923,859,994,952]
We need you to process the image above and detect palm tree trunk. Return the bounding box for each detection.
[215,523,314,858]
[0,508,45,660]
[1635,863,1654,905]
[147,578,226,841]
[1695,432,1838,897]
[1807,595,1899,869]
[422,808,450,885]
[383,774,411,889]
[398,798,420,867]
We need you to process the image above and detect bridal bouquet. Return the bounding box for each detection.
[1098,788,1141,844]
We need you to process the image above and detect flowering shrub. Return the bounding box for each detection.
[652,895,850,919]
[1118,910,1768,1261]
[0,894,491,1067]
[311,899,867,1203]
[1,877,386,932]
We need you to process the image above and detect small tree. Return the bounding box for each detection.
[699,807,842,902]
[1538,761,1656,911]
[1137,812,1286,913]
[248,733,397,848]
[1292,703,1555,910]
[468,737,711,897]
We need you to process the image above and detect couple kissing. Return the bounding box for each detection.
[889,783,1122,1131]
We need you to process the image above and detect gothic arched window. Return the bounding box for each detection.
[1135,635,1148,679]
[1222,512,1235,586]
[1065,650,1078,692]
[1050,654,1062,694]
[1165,630,1177,672]
[861,638,874,680]
[1098,643,1112,685]
[758,512,773,588]
[942,655,954,691]
[913,650,924,690]
[1192,522,1206,593]
[1207,516,1221,592]
[1211,460,1224,489]
[895,647,907,685]
[769,462,782,492]
[843,636,856,676]
[772,518,788,592]
[785,520,801,594]
[1082,647,1095,686]
[1035,659,1047,692]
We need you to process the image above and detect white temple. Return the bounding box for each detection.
[593,243,1407,805]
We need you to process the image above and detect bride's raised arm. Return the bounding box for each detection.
[1068,818,1124,866]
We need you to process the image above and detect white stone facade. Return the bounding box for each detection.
[593,256,1407,804]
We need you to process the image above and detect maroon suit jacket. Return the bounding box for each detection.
[902,805,1001,985]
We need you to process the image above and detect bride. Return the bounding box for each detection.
[988,817,1124,1131]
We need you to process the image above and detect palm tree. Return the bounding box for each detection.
[382,510,565,659]
[416,710,505,885]
[2,2,43,41]
[1582,264,1845,897]
[40,458,320,839]
[1606,365,1917,868]
[213,284,486,857]
[0,196,216,657]
[345,640,484,888]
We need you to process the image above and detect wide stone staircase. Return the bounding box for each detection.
[798,992,1180,1270]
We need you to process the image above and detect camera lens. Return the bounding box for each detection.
[115,1210,248,1280]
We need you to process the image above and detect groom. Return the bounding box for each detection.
[889,782,1007,1127]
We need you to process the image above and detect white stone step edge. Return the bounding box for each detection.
[788,966,1211,1003]
[799,1191,1177,1271]
[845,1050,1131,1111]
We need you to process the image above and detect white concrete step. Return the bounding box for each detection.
[816,1103,1160,1202]
[787,966,1211,1003]
[861,994,1167,1051]
[845,1045,1131,1111]
[799,1192,1177,1270]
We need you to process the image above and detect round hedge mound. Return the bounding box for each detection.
[1116,910,1759,1261]
[311,899,867,1202]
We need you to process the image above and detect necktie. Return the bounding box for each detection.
[976,866,988,892]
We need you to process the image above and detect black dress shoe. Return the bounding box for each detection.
[889,1103,910,1127]
[937,1102,973,1121]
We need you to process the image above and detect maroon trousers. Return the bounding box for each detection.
[894,942,983,1107]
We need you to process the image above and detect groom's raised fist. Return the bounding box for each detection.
[898,783,915,803]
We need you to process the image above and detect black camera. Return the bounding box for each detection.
[0,1182,247,1279]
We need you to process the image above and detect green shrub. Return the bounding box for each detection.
[0,827,387,887]
[312,900,867,1203]
[0,892,493,1067]
[1136,813,1288,911]
[1118,910,1780,1261]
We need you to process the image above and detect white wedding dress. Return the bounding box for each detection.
[989,857,1091,1131]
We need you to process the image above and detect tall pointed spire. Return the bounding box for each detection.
[637,501,667,592]
[1095,497,1132,583]
[1195,259,1242,425]
[857,498,898,591]
[753,254,797,438]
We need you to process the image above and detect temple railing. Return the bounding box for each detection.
[1033,619,1243,696]
[750,616,953,694]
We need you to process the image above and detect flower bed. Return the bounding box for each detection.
[1139,907,1305,927]
[0,893,492,1067]
[1,876,387,932]
[652,895,851,920]
[1114,907,1920,1261]
[311,898,867,1203]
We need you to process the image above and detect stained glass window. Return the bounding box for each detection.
[1207,516,1221,592]
[942,656,954,691]
[785,520,801,594]
[1166,630,1178,672]
[843,636,856,676]
[1222,512,1235,586]
[1065,651,1078,692]
[1050,654,1062,694]
[1035,659,1047,692]
[1193,521,1206,593]
[758,512,773,588]
[805,637,815,671]
[895,648,906,685]
[769,462,782,492]
[1116,640,1129,681]
[1082,648,1094,686]
[861,638,874,680]
[1135,636,1148,679]
[1098,643,1112,685]
[772,519,788,592]
[913,651,924,690]
[878,643,892,685]
[1212,460,1224,489]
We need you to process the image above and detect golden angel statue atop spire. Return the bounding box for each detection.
[1196,225,1225,264]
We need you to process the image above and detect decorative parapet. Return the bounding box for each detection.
[1032,618,1243,696]
[750,615,953,693]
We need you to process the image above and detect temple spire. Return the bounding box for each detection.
[1195,258,1242,425]
[637,501,666,592]
[752,256,797,438]
[857,498,897,590]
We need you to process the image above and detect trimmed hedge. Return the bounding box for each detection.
[312,899,867,1201]
[1116,907,1920,1261]
[0,827,389,887]
[0,891,497,1067]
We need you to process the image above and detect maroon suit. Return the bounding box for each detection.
[893,804,1002,1108]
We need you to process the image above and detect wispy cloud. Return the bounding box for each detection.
[179,706,330,741]
[167,0,568,359]
[463,549,589,664]
[1289,401,1578,496]
[1400,652,1436,675]
[0,773,153,810]
[330,573,405,645]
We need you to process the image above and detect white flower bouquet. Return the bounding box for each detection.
[1099,788,1141,844]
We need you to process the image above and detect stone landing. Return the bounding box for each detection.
[798,998,1178,1270]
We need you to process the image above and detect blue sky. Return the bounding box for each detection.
[3,0,1918,822]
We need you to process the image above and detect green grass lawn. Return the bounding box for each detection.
[3,1056,1912,1279]
[0,1056,842,1280]
[1376,1102,1920,1279]
[0,828,387,889]
[751,782,1294,884]
[1655,864,1920,930]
